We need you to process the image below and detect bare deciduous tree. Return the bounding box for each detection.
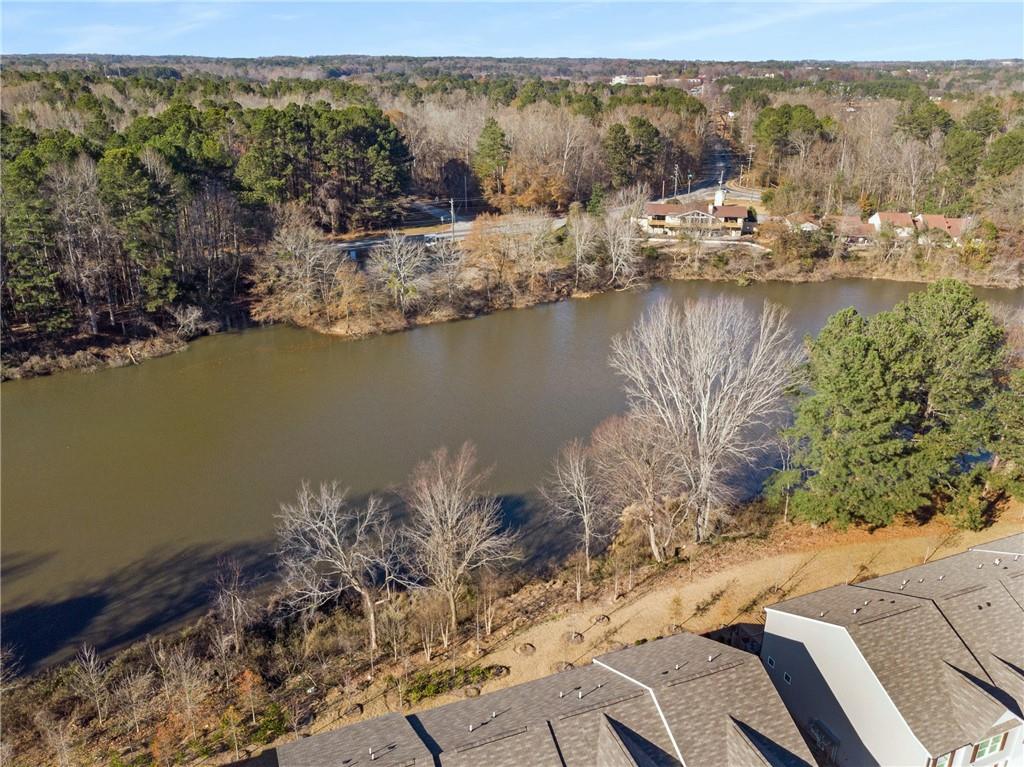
[405,443,516,632]
[610,297,801,542]
[566,207,599,289]
[254,204,345,322]
[34,711,78,767]
[430,237,466,303]
[214,559,255,655]
[169,304,213,339]
[70,644,109,726]
[592,414,691,561]
[542,438,614,574]
[368,231,430,313]
[0,646,20,697]
[603,184,649,288]
[114,669,153,737]
[153,644,208,741]
[277,482,399,652]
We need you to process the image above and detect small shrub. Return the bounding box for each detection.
[404,665,502,705]
[255,703,287,744]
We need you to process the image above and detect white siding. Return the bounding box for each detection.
[762,609,930,767]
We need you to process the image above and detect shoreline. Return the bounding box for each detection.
[3,252,1019,383]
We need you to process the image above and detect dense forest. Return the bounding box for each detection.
[1,66,707,374]
[2,59,1022,377]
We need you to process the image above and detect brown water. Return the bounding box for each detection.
[2,279,1018,670]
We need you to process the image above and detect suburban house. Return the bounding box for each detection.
[761,534,1024,767]
[868,211,917,238]
[712,204,756,234]
[637,202,755,237]
[828,215,876,245]
[916,214,974,244]
[240,631,814,766]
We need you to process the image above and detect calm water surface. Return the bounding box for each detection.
[2,279,1018,669]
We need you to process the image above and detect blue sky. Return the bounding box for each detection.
[2,2,1022,61]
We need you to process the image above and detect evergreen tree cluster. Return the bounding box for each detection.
[773,280,1020,530]
[1,99,409,347]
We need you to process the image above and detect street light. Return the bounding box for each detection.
[687,171,694,195]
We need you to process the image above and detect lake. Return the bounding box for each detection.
[2,278,1018,670]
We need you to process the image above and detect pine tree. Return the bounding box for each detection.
[775,281,1007,529]
[780,308,926,527]
[472,117,509,201]
[602,123,632,189]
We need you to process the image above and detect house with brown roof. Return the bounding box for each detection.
[827,215,875,245]
[916,214,974,244]
[239,631,814,767]
[868,211,917,238]
[638,202,724,235]
[711,204,756,234]
[761,534,1024,767]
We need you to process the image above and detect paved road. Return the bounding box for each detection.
[652,134,759,205]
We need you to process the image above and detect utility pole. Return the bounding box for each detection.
[747,144,755,173]
[673,163,679,197]
[662,178,666,198]
[449,198,456,240]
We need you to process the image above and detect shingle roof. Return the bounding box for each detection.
[249,631,813,767]
[712,205,751,219]
[768,534,1024,757]
[643,203,705,216]
[275,712,433,767]
[828,215,875,238]
[874,211,915,228]
[917,213,971,239]
[594,634,813,767]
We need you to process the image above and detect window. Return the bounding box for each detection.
[973,733,1008,761]
[783,672,792,685]
[931,753,952,767]
[767,656,776,668]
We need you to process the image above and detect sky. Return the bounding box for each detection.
[2,1,1022,61]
